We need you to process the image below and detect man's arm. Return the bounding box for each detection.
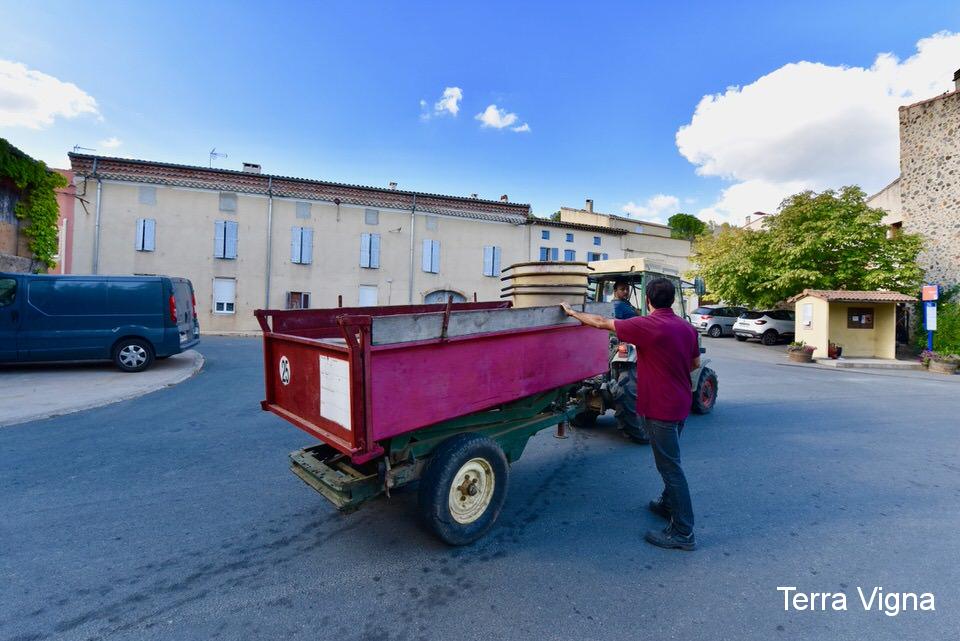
[691,356,701,372]
[560,302,617,331]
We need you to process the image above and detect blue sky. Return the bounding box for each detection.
[2,1,959,223]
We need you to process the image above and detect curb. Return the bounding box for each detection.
[0,351,206,428]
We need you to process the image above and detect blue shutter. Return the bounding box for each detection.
[224,221,238,258]
[565,249,576,261]
[483,246,493,276]
[214,221,225,258]
[145,219,156,251]
[135,219,145,251]
[539,247,549,261]
[370,233,380,268]
[360,233,371,267]
[602,253,609,260]
[541,230,550,240]
[551,247,559,261]
[431,240,440,273]
[302,228,313,265]
[422,238,432,272]
[291,226,302,263]
[493,246,501,275]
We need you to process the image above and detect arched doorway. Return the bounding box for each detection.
[424,290,467,304]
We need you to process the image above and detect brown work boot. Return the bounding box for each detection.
[644,524,696,551]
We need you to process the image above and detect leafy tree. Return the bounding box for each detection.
[667,212,706,240]
[692,186,923,308]
[549,210,561,221]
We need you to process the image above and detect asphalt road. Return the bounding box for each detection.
[2,336,958,641]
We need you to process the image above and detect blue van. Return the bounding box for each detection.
[0,273,199,372]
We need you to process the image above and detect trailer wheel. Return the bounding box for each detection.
[691,367,718,414]
[418,433,509,546]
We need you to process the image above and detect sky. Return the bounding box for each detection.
[2,1,959,225]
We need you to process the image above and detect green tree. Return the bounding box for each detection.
[549,210,561,221]
[667,212,706,241]
[692,186,923,308]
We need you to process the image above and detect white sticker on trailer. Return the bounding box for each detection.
[319,355,352,431]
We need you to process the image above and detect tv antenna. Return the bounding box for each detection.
[73,145,96,153]
[209,147,228,167]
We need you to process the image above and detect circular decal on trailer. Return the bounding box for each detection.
[279,355,291,386]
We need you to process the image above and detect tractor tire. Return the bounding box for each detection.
[572,410,599,427]
[691,367,718,414]
[761,330,779,346]
[418,433,509,546]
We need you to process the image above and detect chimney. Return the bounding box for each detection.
[585,198,593,213]
[954,68,960,91]
[242,162,261,174]
[745,215,751,225]
[388,181,398,190]
[470,193,478,199]
[500,194,509,202]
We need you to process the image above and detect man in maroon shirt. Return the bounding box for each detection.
[561,277,699,551]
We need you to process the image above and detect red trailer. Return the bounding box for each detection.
[256,300,613,545]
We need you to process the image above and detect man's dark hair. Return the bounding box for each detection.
[613,279,630,290]
[645,277,675,309]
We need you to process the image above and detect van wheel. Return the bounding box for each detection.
[761,330,779,346]
[418,433,509,546]
[113,339,154,372]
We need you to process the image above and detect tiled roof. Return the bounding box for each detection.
[68,154,531,224]
[787,289,917,303]
[528,217,628,235]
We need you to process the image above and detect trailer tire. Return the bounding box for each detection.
[418,433,509,546]
[691,367,718,415]
[572,410,599,427]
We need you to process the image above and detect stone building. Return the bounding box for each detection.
[870,69,960,288]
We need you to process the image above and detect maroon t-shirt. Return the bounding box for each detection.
[614,307,700,422]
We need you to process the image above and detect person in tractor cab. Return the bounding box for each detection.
[561,277,699,551]
[609,279,647,444]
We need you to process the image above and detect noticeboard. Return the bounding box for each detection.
[922,285,939,302]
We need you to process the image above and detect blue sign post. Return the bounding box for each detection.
[922,284,939,351]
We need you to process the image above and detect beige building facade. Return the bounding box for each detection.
[68,154,530,332]
[526,217,626,264]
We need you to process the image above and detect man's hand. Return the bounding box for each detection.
[560,301,574,317]
[559,302,617,332]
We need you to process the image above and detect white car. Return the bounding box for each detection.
[733,310,796,345]
[690,305,748,337]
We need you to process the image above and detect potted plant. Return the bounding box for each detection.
[787,341,816,363]
[827,342,843,359]
[929,352,960,375]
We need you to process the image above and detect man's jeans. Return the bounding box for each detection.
[643,417,695,536]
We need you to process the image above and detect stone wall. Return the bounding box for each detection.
[0,252,35,273]
[899,91,960,288]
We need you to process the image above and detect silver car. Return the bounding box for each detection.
[733,310,795,345]
[691,305,748,338]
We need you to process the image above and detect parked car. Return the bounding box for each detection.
[0,273,199,372]
[733,310,795,345]
[690,305,749,337]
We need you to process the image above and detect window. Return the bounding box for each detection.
[365,208,379,225]
[213,278,236,314]
[219,192,237,212]
[425,215,438,231]
[0,278,16,307]
[422,239,440,273]
[587,251,601,261]
[287,291,310,309]
[593,236,601,246]
[214,220,238,259]
[358,285,378,307]
[847,307,874,329]
[538,247,559,261]
[635,225,644,233]
[564,249,576,261]
[483,246,502,276]
[291,226,313,264]
[541,230,550,240]
[602,253,609,260]
[135,218,156,252]
[296,202,312,219]
[360,233,381,268]
[565,232,574,242]
[138,186,156,205]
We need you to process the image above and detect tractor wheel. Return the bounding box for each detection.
[572,410,599,427]
[691,367,718,414]
[418,433,509,546]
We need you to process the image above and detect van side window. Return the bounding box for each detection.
[0,278,15,307]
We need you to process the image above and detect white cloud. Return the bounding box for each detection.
[99,136,122,149]
[621,193,680,222]
[676,31,960,224]
[475,104,530,132]
[421,86,462,120]
[0,60,99,129]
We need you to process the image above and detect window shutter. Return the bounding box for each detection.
[225,221,238,258]
[144,219,156,251]
[422,238,432,272]
[431,240,440,273]
[360,233,371,267]
[602,253,609,260]
[539,247,549,261]
[493,246,501,274]
[136,219,145,250]
[551,247,559,261]
[483,246,493,276]
[370,233,380,268]
[291,227,302,263]
[214,221,225,258]
[302,228,313,265]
